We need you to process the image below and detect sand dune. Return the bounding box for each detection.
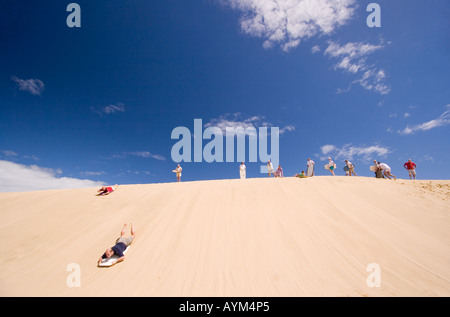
[0,176,449,297]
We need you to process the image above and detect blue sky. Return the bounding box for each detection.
[1,0,449,191]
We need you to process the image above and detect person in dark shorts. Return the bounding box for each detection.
[98,223,135,266]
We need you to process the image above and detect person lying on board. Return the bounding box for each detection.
[294,171,307,178]
[98,223,135,267]
[97,184,118,196]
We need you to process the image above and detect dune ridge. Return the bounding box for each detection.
[0,176,449,296]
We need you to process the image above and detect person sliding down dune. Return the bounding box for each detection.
[97,184,118,196]
[294,171,307,178]
[98,223,135,267]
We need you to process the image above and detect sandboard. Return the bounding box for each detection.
[98,246,129,267]
[172,170,177,173]
[369,165,378,172]
[307,165,314,177]
[324,163,336,170]
[343,166,349,172]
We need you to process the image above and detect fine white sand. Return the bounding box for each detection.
[0,176,449,296]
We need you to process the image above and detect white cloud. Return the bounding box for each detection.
[354,68,390,95]
[399,105,450,135]
[204,113,294,136]
[311,45,321,54]
[279,125,295,134]
[91,103,125,115]
[11,76,45,95]
[389,112,410,119]
[205,113,269,136]
[320,144,337,155]
[227,0,356,51]
[0,160,104,193]
[320,143,390,161]
[324,41,390,95]
[333,56,364,73]
[324,41,384,59]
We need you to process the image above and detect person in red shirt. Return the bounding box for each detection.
[403,159,417,180]
[96,184,118,196]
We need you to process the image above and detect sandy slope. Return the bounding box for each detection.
[0,176,449,297]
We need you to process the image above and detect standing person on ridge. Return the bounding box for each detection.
[239,162,246,179]
[267,160,276,177]
[306,158,315,177]
[403,159,417,180]
[174,164,182,182]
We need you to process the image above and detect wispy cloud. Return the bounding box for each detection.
[311,45,321,54]
[91,102,125,115]
[319,143,390,161]
[112,151,166,161]
[224,1,389,94]
[0,150,39,162]
[80,171,106,177]
[227,0,356,51]
[0,160,104,193]
[324,40,390,95]
[1,150,18,157]
[279,125,295,134]
[399,105,450,135]
[324,41,384,60]
[129,151,166,160]
[11,76,45,95]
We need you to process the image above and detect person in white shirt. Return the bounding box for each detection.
[306,158,315,176]
[345,160,357,176]
[378,162,396,180]
[267,160,275,177]
[327,157,336,176]
[239,162,246,179]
